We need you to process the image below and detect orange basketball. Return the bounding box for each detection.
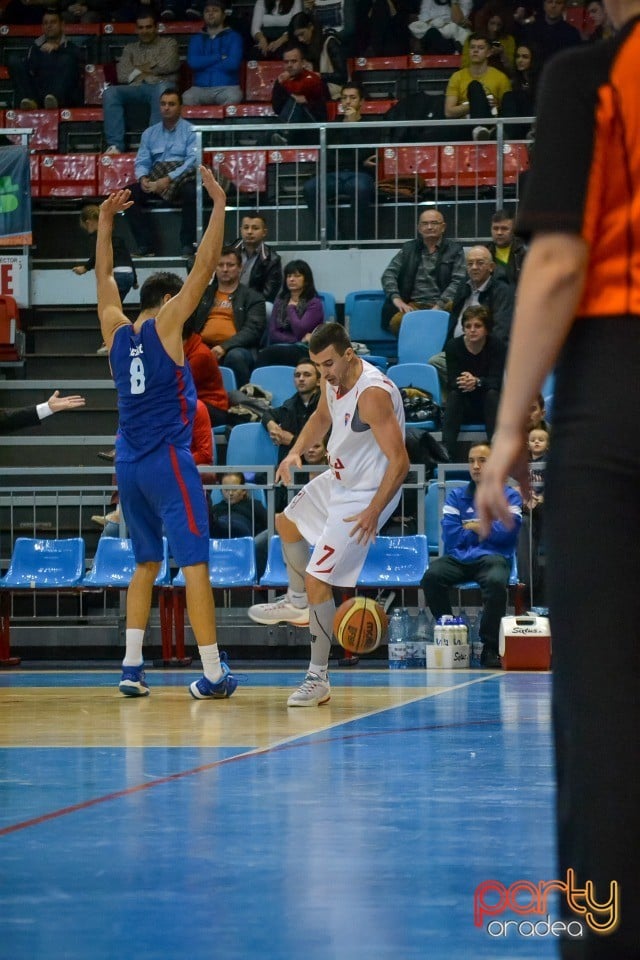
[333,597,389,654]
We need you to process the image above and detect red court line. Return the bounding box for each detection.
[0,717,509,838]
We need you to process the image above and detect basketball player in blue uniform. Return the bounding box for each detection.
[96,167,237,700]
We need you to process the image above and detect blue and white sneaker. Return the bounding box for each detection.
[189,660,238,700]
[119,663,150,697]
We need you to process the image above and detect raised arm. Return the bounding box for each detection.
[96,189,135,348]
[154,166,226,348]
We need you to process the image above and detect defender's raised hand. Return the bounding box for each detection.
[100,189,134,219]
[200,165,226,205]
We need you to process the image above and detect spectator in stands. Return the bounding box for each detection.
[444,33,512,139]
[255,259,324,367]
[517,424,549,606]
[123,88,197,259]
[271,42,327,135]
[251,0,303,59]
[7,8,81,110]
[261,357,321,508]
[0,390,85,434]
[422,442,521,667]
[60,0,108,24]
[365,0,412,57]
[72,204,138,356]
[527,393,548,432]
[230,212,283,318]
[522,0,581,65]
[445,243,514,343]
[409,0,473,54]
[304,0,356,49]
[380,208,466,335]
[487,208,527,285]
[501,41,539,134]
[441,304,506,458]
[289,11,347,99]
[183,0,243,106]
[461,4,516,67]
[192,245,267,386]
[302,81,377,241]
[209,471,268,538]
[584,0,614,41]
[183,315,230,428]
[102,9,179,155]
[261,357,321,458]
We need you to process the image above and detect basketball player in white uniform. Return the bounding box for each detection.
[249,322,409,706]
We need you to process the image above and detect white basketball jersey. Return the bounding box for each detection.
[326,359,405,490]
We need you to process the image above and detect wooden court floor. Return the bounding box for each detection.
[0,667,559,960]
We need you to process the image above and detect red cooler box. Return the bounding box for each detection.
[499,615,552,670]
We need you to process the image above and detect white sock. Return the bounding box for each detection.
[123,629,144,666]
[289,590,308,608]
[309,662,329,681]
[199,644,222,683]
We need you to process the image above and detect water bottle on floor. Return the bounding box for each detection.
[388,608,406,669]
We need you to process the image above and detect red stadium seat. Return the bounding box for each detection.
[83,63,111,106]
[4,109,59,151]
[29,154,40,197]
[182,105,225,120]
[244,60,284,102]
[267,148,318,164]
[502,141,530,184]
[224,103,275,118]
[378,145,439,187]
[349,56,409,100]
[204,149,267,193]
[438,144,497,188]
[98,153,136,194]
[40,153,98,198]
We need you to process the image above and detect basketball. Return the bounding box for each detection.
[333,597,389,654]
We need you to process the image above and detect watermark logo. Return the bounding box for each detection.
[474,870,619,939]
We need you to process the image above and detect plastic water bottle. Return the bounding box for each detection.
[415,608,430,641]
[434,617,444,646]
[412,608,429,667]
[468,612,483,667]
[388,608,405,669]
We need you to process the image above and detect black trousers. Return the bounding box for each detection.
[546,318,640,958]
[442,387,499,459]
[422,553,510,651]
[125,179,196,254]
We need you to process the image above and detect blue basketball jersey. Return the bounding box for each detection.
[111,319,196,461]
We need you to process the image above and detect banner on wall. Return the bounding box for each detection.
[0,255,29,307]
[0,145,32,246]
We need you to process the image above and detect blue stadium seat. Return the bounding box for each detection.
[226,422,279,467]
[397,309,450,365]
[344,289,396,364]
[84,537,170,588]
[356,535,428,587]
[425,479,466,555]
[387,362,442,430]
[259,534,312,588]
[0,537,85,588]
[210,484,267,508]
[172,537,257,588]
[318,290,336,323]
[250,365,296,407]
[219,365,237,393]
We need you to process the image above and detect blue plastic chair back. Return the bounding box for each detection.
[0,537,85,588]
[425,480,467,554]
[387,361,442,430]
[226,422,279,468]
[250,365,296,407]
[345,289,390,340]
[172,537,256,588]
[84,537,170,588]
[356,535,428,587]
[318,290,336,323]
[397,309,450,365]
[259,534,313,588]
[219,365,237,393]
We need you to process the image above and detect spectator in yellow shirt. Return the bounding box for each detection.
[445,33,511,139]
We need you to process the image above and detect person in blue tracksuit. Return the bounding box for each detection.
[422,442,521,667]
[183,0,244,106]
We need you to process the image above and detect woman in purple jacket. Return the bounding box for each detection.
[254,259,325,367]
